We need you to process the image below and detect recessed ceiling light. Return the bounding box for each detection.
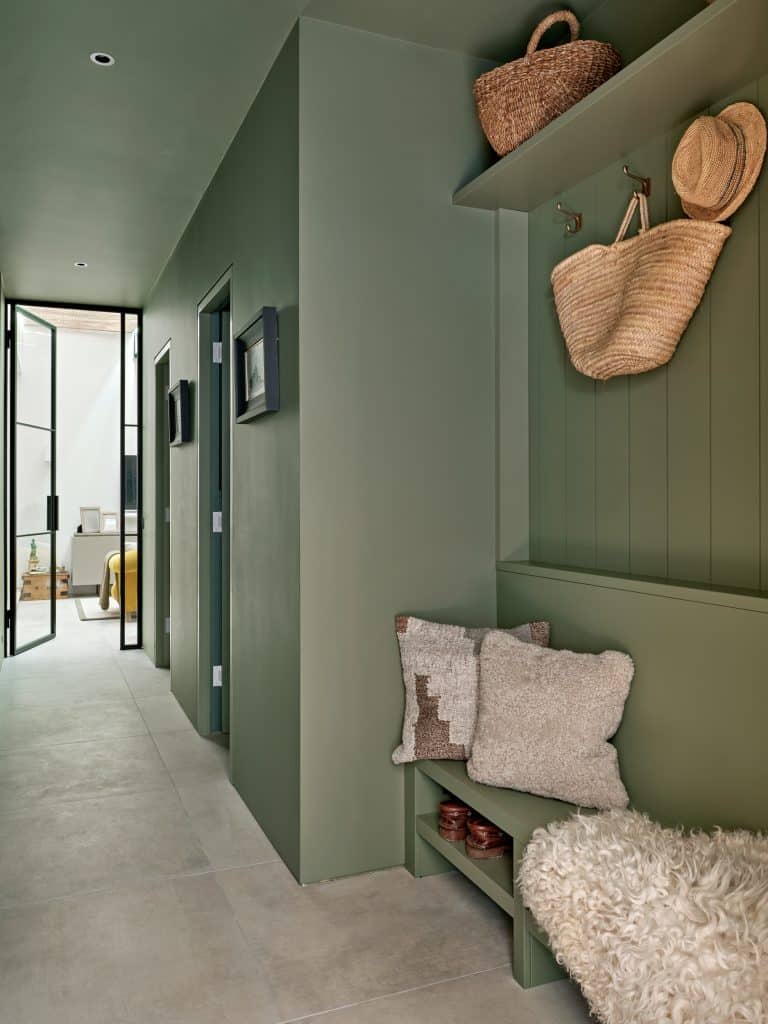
[74,261,88,269]
[89,52,115,66]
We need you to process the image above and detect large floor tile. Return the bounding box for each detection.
[152,729,229,783]
[0,787,210,906]
[119,664,172,698]
[217,862,513,1020]
[0,655,127,682]
[0,872,279,1024]
[175,777,278,870]
[0,735,173,815]
[0,699,148,753]
[136,694,193,734]
[0,672,131,710]
[297,966,591,1023]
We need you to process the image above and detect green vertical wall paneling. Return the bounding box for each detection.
[561,177,598,568]
[143,29,301,876]
[626,137,669,578]
[530,204,566,563]
[524,81,768,589]
[298,19,497,884]
[497,565,768,833]
[761,74,768,589]
[666,114,712,583]
[710,87,761,590]
[497,210,529,561]
[594,159,631,573]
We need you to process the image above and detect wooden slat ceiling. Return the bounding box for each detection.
[21,306,123,333]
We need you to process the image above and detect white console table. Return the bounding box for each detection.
[70,533,137,594]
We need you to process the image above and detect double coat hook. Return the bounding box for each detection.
[623,164,651,197]
[556,201,582,235]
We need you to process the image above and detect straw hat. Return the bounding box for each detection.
[672,102,766,222]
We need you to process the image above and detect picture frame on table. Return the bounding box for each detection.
[234,307,279,424]
[168,379,192,446]
[101,511,118,533]
[80,507,101,534]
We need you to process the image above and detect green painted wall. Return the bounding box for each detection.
[523,77,768,589]
[0,276,4,668]
[142,28,301,875]
[297,19,498,883]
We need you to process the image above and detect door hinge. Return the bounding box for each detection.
[4,609,11,629]
[164,617,171,635]
[212,510,223,534]
[212,665,223,688]
[212,342,223,364]
[5,330,11,350]
[164,506,170,524]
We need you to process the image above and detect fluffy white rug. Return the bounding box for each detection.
[519,811,768,1024]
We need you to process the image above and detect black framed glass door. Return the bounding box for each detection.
[120,311,142,650]
[9,305,58,653]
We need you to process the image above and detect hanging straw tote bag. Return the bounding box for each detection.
[551,192,731,380]
[474,11,621,157]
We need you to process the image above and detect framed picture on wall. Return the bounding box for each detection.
[80,507,101,534]
[101,511,118,533]
[234,308,279,423]
[168,379,192,446]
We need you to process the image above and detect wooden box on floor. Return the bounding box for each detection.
[20,571,70,601]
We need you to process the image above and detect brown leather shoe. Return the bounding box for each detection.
[439,798,471,841]
[465,817,511,859]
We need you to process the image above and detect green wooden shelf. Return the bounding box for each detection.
[416,813,516,917]
[417,760,577,839]
[497,560,768,614]
[454,0,768,211]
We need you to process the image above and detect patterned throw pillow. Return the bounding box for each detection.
[392,616,550,765]
[468,633,633,808]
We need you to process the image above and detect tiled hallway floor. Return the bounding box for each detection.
[0,600,592,1023]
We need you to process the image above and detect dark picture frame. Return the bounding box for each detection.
[168,379,192,446]
[234,307,279,423]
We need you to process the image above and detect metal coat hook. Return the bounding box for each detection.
[556,201,582,235]
[623,164,651,197]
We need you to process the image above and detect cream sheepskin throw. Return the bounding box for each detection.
[519,811,768,1024]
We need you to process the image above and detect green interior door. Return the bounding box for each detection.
[10,305,58,654]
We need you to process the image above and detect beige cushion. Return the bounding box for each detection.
[392,617,550,765]
[468,633,632,809]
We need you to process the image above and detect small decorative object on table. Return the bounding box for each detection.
[474,10,621,157]
[27,537,39,572]
[235,307,279,423]
[438,798,471,841]
[168,380,192,446]
[466,817,511,860]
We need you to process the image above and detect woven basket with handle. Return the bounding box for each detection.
[552,192,731,381]
[474,10,621,157]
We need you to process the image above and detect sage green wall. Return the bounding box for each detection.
[0,276,4,667]
[142,28,301,874]
[524,77,768,589]
[297,19,498,883]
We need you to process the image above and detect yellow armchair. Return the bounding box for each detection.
[108,548,138,615]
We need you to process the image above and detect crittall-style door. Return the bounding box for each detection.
[8,305,59,653]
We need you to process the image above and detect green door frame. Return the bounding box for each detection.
[153,340,171,668]
[196,269,232,737]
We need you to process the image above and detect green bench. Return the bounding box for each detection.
[405,759,575,987]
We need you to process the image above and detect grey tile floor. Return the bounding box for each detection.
[0,599,592,1023]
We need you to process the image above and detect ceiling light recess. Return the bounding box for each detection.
[89,52,115,66]
[74,261,88,269]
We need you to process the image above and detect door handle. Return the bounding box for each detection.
[46,495,59,531]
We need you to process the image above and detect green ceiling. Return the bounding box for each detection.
[0,0,603,307]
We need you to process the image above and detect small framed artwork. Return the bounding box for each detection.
[80,507,101,534]
[168,379,192,446]
[235,308,279,423]
[101,511,118,533]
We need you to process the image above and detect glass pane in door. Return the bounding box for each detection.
[12,307,57,653]
[120,314,141,648]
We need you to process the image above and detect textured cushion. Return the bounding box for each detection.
[520,811,768,1024]
[468,633,632,808]
[392,617,550,765]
